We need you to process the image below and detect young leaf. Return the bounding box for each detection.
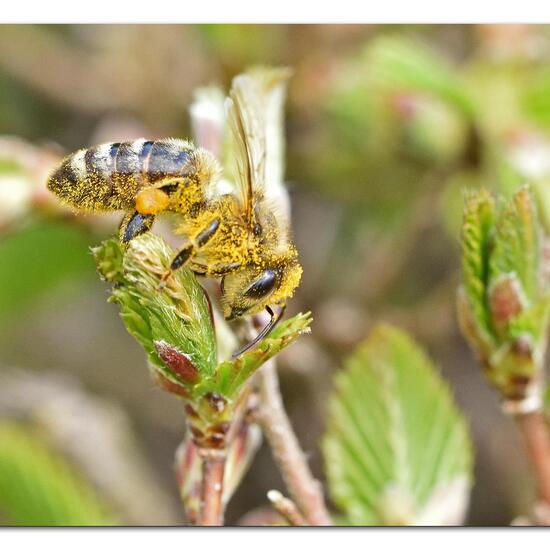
[93,235,217,384]
[489,186,541,305]
[0,422,116,526]
[460,188,496,343]
[323,324,473,526]
[208,312,312,398]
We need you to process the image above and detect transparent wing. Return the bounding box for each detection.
[226,67,292,227]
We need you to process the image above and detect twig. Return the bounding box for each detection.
[198,449,226,526]
[238,507,287,526]
[516,410,550,507]
[267,490,307,526]
[257,360,332,526]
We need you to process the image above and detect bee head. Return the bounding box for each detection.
[220,255,303,321]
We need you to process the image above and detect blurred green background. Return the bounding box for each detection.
[1,24,549,525]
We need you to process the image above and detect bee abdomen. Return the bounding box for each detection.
[143,139,194,183]
[47,138,215,212]
[48,142,132,211]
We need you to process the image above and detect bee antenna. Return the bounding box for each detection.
[232,305,286,359]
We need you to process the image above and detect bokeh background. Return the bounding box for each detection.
[1,24,550,525]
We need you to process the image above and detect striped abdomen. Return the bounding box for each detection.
[47,138,206,212]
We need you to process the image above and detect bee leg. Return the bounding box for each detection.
[194,217,221,249]
[170,244,194,271]
[159,217,221,288]
[119,211,155,245]
[156,243,193,289]
[205,262,242,276]
[188,262,241,276]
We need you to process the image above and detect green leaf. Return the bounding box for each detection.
[208,312,312,398]
[460,188,496,341]
[364,35,476,118]
[323,324,473,526]
[0,422,116,526]
[93,235,217,382]
[489,186,541,304]
[508,296,550,347]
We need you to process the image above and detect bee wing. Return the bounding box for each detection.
[226,67,292,227]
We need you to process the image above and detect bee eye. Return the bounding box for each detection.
[244,269,277,299]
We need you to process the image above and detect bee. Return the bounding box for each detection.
[47,69,302,353]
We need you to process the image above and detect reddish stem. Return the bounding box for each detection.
[516,410,550,506]
[199,451,226,526]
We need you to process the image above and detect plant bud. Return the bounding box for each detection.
[458,187,550,410]
[488,274,526,337]
[154,340,199,384]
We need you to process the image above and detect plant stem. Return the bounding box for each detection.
[516,410,550,506]
[267,490,307,526]
[257,360,332,526]
[199,450,226,526]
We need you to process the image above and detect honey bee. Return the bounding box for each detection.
[47,69,302,352]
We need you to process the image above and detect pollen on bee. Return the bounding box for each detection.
[135,187,170,215]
